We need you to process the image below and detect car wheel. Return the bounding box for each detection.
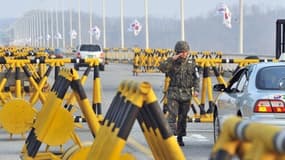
[99,64,105,71]
[213,112,221,143]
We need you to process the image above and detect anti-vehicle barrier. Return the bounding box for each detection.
[210,116,285,160]
[64,80,185,160]
[22,77,185,160]
[22,67,101,159]
[0,57,102,137]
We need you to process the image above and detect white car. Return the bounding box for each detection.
[74,44,105,71]
[213,62,285,142]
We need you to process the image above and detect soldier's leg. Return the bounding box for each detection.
[166,98,179,135]
[177,101,190,137]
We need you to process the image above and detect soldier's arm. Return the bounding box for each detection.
[192,64,200,93]
[158,57,174,73]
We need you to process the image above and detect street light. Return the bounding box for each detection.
[239,0,244,54]
[102,0,106,48]
[120,0,125,49]
[144,0,149,49]
[180,0,185,41]
[89,0,93,44]
[78,0,82,45]
[62,0,66,49]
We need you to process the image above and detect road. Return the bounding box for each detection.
[0,63,215,160]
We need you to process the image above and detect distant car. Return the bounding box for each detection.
[213,62,285,142]
[74,44,105,71]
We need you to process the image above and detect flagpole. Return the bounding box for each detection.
[51,8,54,49]
[62,0,66,49]
[180,0,185,41]
[56,0,59,48]
[144,0,149,49]
[89,0,93,44]
[120,0,125,49]
[46,10,49,48]
[69,2,73,48]
[102,0,106,48]
[78,0,82,45]
[239,0,244,54]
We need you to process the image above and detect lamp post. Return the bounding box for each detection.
[180,0,185,41]
[78,0,82,45]
[69,5,73,48]
[102,0,106,48]
[51,8,54,48]
[62,0,66,49]
[239,0,244,54]
[89,0,93,43]
[120,0,125,49]
[144,0,149,49]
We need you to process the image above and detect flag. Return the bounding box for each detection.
[71,30,77,39]
[217,3,232,28]
[55,32,62,39]
[89,25,101,40]
[128,19,142,36]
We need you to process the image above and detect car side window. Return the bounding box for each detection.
[228,69,248,92]
[236,72,247,92]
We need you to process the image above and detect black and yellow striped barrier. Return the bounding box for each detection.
[61,80,185,160]
[210,116,285,160]
[22,67,102,159]
[0,58,101,137]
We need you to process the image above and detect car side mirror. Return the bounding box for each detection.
[213,84,226,92]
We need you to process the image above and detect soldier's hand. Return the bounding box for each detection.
[172,53,182,60]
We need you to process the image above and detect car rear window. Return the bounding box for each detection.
[256,66,285,90]
[80,45,101,51]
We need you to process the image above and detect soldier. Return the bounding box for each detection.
[158,40,200,146]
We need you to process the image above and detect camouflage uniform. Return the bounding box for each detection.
[158,41,200,138]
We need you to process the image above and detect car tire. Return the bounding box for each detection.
[213,111,220,143]
[99,64,105,71]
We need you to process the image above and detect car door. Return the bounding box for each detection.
[216,68,248,116]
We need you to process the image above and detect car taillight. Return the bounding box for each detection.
[76,52,81,58]
[254,99,285,113]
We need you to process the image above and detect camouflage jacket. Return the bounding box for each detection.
[159,57,200,101]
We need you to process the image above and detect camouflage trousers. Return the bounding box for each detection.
[167,98,190,136]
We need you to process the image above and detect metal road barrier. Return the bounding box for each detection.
[22,68,102,159]
[62,80,185,160]
[0,57,102,137]
[209,116,285,160]
[22,78,185,159]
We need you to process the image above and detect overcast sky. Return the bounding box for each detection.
[1,0,285,19]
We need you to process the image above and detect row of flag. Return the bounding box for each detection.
[31,2,233,42]
[39,19,143,41]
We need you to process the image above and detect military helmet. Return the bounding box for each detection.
[174,40,190,53]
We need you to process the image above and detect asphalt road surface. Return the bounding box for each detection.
[0,63,215,160]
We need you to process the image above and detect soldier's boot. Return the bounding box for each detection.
[177,136,184,146]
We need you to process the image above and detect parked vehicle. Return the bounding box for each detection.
[74,44,105,71]
[213,62,285,142]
